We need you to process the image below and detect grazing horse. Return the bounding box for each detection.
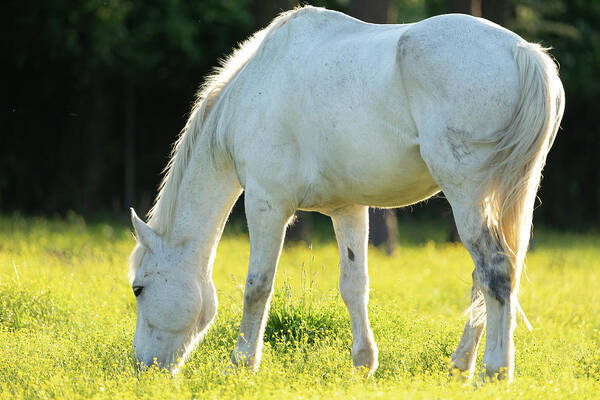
[128,6,564,381]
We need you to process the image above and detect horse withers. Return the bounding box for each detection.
[128,6,564,381]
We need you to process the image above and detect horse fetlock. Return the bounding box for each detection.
[482,355,514,382]
[231,346,261,371]
[450,350,477,375]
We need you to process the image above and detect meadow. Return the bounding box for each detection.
[1,214,599,399]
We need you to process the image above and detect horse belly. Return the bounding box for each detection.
[300,138,440,211]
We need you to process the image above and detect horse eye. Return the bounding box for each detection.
[132,285,144,297]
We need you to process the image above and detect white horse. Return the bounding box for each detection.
[128,6,564,381]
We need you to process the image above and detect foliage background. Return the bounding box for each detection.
[2,0,599,230]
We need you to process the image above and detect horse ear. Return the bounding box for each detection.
[130,208,160,249]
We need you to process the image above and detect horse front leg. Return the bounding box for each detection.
[231,191,291,371]
[331,205,378,374]
[450,270,485,379]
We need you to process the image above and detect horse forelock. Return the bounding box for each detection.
[146,7,304,235]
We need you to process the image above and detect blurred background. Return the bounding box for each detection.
[2,0,598,246]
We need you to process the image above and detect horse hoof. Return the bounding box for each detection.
[481,363,513,383]
[352,347,379,376]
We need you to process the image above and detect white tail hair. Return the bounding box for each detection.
[480,41,565,288]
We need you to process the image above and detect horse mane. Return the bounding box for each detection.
[146,7,304,235]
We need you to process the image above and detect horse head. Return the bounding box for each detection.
[129,209,217,371]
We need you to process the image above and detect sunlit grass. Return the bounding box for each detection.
[0,214,598,399]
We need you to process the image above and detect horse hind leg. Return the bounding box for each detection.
[449,270,485,379]
[450,204,519,381]
[416,116,530,381]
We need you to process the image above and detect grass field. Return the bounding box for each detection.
[1,214,599,399]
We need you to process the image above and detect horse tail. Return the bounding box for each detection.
[481,41,565,289]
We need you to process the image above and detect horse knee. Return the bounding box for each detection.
[244,272,273,306]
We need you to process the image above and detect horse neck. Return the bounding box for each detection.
[159,139,241,278]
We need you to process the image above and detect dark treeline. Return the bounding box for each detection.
[2,0,599,230]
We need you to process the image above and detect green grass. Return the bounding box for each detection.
[0,214,599,399]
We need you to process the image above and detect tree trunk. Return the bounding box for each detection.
[286,210,313,244]
[369,209,398,255]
